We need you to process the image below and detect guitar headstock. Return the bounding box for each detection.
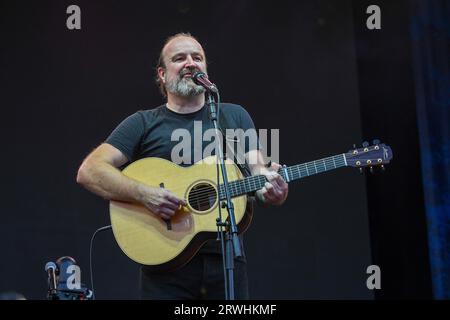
[345,140,393,171]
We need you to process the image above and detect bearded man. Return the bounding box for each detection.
[76,33,288,299]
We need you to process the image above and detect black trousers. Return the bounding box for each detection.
[140,254,249,300]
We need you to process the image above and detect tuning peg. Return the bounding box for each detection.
[359,168,364,174]
[362,141,369,148]
[373,139,380,145]
[353,144,356,149]
[369,166,373,174]
[381,165,385,171]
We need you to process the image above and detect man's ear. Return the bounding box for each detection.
[157,67,166,84]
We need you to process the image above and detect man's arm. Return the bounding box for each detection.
[246,149,289,206]
[76,143,186,220]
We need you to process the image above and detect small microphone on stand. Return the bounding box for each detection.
[45,261,57,297]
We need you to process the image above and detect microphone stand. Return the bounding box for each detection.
[206,91,242,300]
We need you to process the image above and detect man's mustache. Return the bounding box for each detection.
[179,67,203,78]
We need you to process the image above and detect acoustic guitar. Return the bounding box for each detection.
[110,141,393,271]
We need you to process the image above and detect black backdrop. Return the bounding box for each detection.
[0,0,430,299]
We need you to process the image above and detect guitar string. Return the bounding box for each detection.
[185,158,350,203]
[165,155,381,204]
[184,158,352,201]
[186,155,351,195]
[185,155,348,197]
[187,166,378,204]
[184,152,381,198]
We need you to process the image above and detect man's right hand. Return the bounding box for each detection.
[137,185,187,220]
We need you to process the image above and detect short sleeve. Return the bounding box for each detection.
[105,112,145,162]
[238,107,256,130]
[237,106,261,153]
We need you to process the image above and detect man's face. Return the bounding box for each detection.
[159,36,207,97]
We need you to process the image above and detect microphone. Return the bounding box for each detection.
[45,261,57,294]
[192,71,219,93]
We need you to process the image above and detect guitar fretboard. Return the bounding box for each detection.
[218,154,347,200]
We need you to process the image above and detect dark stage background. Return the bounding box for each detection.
[0,0,432,299]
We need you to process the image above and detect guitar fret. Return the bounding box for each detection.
[329,157,334,167]
[308,162,315,175]
[300,164,307,177]
[289,167,296,180]
[317,159,324,172]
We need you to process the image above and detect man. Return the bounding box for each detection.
[76,33,288,299]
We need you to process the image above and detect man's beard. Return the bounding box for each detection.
[165,71,205,97]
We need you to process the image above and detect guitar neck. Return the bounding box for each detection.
[218,153,348,200]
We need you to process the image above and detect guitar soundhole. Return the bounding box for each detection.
[188,182,217,213]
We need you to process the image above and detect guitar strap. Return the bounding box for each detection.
[217,109,253,178]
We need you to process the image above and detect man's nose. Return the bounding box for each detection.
[184,55,197,68]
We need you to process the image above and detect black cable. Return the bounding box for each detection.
[89,225,112,300]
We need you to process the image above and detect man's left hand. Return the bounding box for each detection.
[256,162,289,206]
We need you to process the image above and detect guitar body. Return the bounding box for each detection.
[110,156,253,272]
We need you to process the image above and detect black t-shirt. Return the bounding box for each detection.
[106,103,258,166]
[105,103,259,256]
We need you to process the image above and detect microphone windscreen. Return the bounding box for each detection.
[45,261,57,272]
